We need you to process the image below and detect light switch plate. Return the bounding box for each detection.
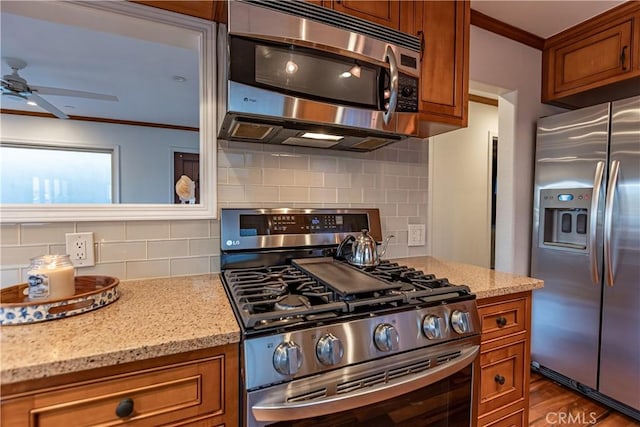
[408,224,426,247]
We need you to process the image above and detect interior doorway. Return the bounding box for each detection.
[173,151,199,204]
[428,99,498,268]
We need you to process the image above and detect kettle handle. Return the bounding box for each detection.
[336,235,355,258]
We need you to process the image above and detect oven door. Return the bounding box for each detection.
[246,339,479,427]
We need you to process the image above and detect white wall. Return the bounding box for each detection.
[469,26,563,275]
[1,115,199,203]
[429,101,498,268]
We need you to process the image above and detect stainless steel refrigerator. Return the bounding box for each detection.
[531,95,639,420]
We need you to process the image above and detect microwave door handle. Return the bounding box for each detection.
[604,160,620,287]
[252,345,478,422]
[589,161,605,285]
[383,46,398,125]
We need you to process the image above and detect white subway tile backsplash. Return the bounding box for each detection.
[77,222,126,242]
[310,187,337,203]
[100,241,147,262]
[78,261,126,279]
[310,156,338,173]
[0,245,49,267]
[246,185,279,202]
[1,268,20,288]
[263,168,292,186]
[20,222,74,245]
[126,259,170,279]
[125,221,170,240]
[170,220,210,238]
[228,168,262,185]
[170,256,211,276]
[0,141,429,281]
[294,170,323,187]
[218,184,246,202]
[324,173,351,188]
[0,224,19,245]
[279,155,309,170]
[148,239,189,259]
[189,238,218,256]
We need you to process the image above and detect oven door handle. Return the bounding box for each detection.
[252,345,479,422]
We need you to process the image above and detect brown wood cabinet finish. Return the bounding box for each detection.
[1,344,239,427]
[476,291,532,427]
[542,2,640,108]
[402,1,470,135]
[330,0,400,29]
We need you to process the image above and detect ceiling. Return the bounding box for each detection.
[0,1,630,125]
[471,0,627,39]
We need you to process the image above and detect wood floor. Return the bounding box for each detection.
[529,371,640,426]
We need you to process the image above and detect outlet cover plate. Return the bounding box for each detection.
[65,232,95,267]
[408,224,426,247]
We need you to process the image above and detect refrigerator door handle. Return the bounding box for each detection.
[589,161,605,285]
[604,160,620,287]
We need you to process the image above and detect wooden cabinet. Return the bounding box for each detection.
[1,344,239,427]
[401,1,470,135]
[542,2,640,108]
[476,292,531,427]
[330,1,400,30]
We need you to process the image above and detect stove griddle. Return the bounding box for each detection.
[292,257,403,296]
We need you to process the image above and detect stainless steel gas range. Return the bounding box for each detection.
[219,208,481,427]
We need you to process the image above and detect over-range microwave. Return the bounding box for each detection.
[217,0,422,152]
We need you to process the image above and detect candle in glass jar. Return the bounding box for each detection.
[27,255,76,301]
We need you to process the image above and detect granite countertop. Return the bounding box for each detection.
[393,256,544,299]
[1,257,541,386]
[0,274,240,385]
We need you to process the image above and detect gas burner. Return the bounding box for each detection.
[275,294,311,311]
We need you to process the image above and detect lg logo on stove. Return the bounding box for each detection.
[226,240,240,247]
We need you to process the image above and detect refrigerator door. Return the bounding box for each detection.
[599,95,640,410]
[531,102,610,389]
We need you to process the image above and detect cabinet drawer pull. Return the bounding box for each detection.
[620,46,628,70]
[494,374,506,385]
[496,316,507,327]
[115,397,134,418]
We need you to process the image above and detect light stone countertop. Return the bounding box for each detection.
[0,274,240,385]
[393,256,544,299]
[1,257,541,386]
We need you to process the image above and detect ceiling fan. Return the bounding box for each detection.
[1,57,118,119]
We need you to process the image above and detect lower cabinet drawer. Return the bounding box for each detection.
[478,340,525,416]
[5,357,223,426]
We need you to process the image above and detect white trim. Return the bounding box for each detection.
[0,1,217,222]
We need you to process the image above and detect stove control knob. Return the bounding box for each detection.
[422,315,445,339]
[451,310,471,334]
[316,333,344,365]
[273,341,303,376]
[374,323,399,352]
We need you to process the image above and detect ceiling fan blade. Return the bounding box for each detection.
[27,93,69,119]
[31,85,118,101]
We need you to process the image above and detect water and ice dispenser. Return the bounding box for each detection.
[538,188,592,252]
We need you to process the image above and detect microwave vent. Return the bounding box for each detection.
[230,121,275,140]
[243,0,421,52]
[351,137,393,150]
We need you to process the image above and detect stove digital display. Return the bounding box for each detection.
[239,213,367,236]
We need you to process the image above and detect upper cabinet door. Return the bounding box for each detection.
[541,2,640,108]
[331,0,400,29]
[403,1,470,130]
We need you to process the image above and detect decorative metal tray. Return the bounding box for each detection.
[0,275,119,325]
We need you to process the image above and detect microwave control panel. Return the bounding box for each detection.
[397,73,419,112]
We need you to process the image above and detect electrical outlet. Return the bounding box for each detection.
[408,224,426,247]
[65,232,95,267]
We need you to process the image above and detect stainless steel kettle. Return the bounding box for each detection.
[337,229,394,267]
